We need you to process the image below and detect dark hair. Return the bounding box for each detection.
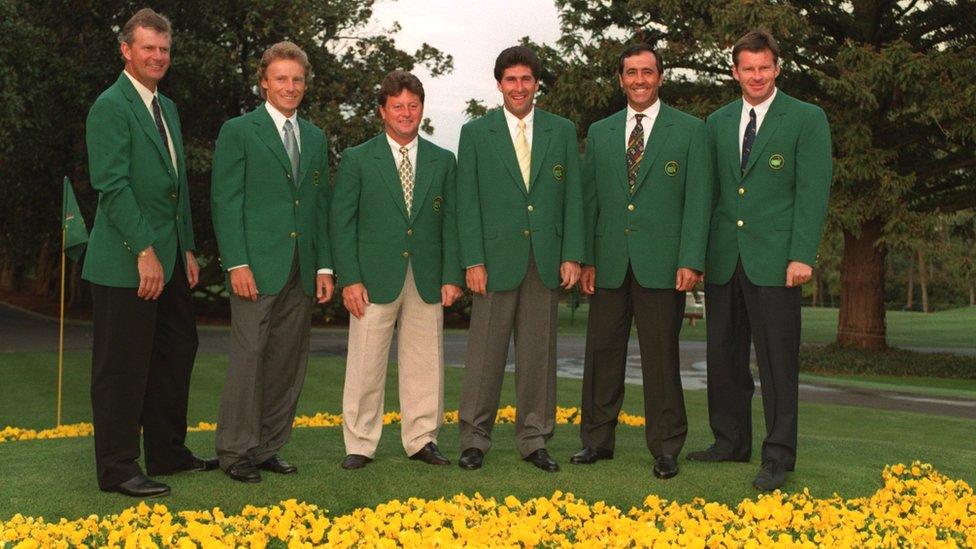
[617,43,664,75]
[119,8,171,44]
[493,46,541,82]
[377,70,425,107]
[732,29,780,66]
[256,41,311,98]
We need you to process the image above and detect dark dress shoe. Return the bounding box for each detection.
[569,446,614,464]
[653,455,679,479]
[225,460,262,483]
[458,448,484,470]
[106,475,170,498]
[258,455,298,474]
[686,445,745,463]
[341,454,372,470]
[524,448,560,472]
[410,442,450,465]
[147,455,219,476]
[753,461,787,492]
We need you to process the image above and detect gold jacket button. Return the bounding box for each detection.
[624,228,631,235]
[627,204,635,211]
[738,187,745,195]
[290,231,297,238]
[522,229,530,237]
[402,251,410,258]
[736,220,744,227]
[527,205,534,212]
[406,228,413,236]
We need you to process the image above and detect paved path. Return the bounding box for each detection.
[2,303,974,419]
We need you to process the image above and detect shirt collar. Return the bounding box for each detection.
[742,87,777,117]
[626,99,661,124]
[123,70,157,106]
[264,102,298,131]
[387,133,418,153]
[503,106,534,132]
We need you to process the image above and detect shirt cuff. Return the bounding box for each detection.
[466,263,484,269]
[317,268,334,275]
[227,264,248,271]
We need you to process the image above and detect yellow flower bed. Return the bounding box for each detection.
[3,463,974,547]
[0,407,646,443]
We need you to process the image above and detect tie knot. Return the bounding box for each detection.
[518,119,526,131]
[284,119,293,131]
[749,108,756,120]
[635,113,644,122]
[400,146,408,156]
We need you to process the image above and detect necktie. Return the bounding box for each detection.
[626,113,645,194]
[283,119,300,184]
[741,108,757,172]
[151,96,169,153]
[515,119,531,191]
[398,146,414,215]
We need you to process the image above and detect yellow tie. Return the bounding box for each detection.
[515,119,531,191]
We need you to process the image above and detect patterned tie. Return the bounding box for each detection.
[151,96,169,152]
[741,108,757,172]
[398,146,414,215]
[515,119,531,191]
[283,119,300,184]
[626,113,645,194]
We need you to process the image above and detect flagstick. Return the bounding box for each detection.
[57,226,66,427]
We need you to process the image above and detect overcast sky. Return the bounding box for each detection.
[368,0,563,152]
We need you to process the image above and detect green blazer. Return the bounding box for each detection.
[582,104,712,289]
[705,91,832,287]
[210,106,332,296]
[330,133,463,304]
[83,73,195,287]
[456,108,584,291]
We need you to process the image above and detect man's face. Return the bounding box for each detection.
[619,51,662,111]
[261,58,307,117]
[497,64,539,119]
[379,89,423,145]
[120,26,171,91]
[732,49,780,106]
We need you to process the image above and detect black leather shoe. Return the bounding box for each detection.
[148,455,219,475]
[569,446,614,464]
[686,445,745,463]
[225,460,261,483]
[458,448,484,470]
[524,448,560,472]
[410,442,450,465]
[753,461,787,492]
[341,454,372,470]
[258,455,298,474]
[653,455,679,479]
[106,474,170,498]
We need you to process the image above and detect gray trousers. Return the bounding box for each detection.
[459,254,558,458]
[216,252,313,469]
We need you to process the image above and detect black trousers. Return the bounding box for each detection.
[580,266,687,458]
[704,259,800,469]
[90,257,198,488]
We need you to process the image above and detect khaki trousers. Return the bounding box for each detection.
[342,264,445,457]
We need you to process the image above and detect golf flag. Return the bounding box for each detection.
[62,177,88,261]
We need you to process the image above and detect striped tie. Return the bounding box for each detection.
[515,119,531,191]
[626,114,645,194]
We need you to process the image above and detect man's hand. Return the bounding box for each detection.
[342,282,370,319]
[675,267,700,292]
[560,261,581,290]
[137,246,164,300]
[316,273,335,304]
[229,266,259,302]
[579,266,596,295]
[466,265,488,295]
[785,261,813,288]
[441,284,463,307]
[185,251,200,289]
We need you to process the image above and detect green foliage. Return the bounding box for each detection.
[801,343,976,379]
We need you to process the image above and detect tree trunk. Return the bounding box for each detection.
[918,249,929,313]
[970,284,974,306]
[837,218,887,350]
[31,240,56,296]
[905,254,915,310]
[811,270,820,307]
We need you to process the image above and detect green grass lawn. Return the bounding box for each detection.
[559,304,976,348]
[1,352,975,521]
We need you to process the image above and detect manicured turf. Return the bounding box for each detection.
[1,352,974,521]
[559,304,976,349]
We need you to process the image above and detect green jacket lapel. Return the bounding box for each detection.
[743,91,786,177]
[117,74,174,177]
[370,134,409,220]
[605,110,629,195]
[723,100,742,179]
[158,97,182,182]
[632,104,673,194]
[528,109,552,192]
[411,138,437,222]
[488,109,528,196]
[297,117,317,187]
[252,107,294,179]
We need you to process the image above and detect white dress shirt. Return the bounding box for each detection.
[387,133,418,170]
[123,70,177,171]
[624,99,660,151]
[738,88,777,159]
[503,107,534,151]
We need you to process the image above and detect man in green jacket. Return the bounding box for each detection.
[330,71,463,471]
[456,46,584,472]
[688,30,832,492]
[211,42,334,483]
[571,44,711,480]
[84,8,217,498]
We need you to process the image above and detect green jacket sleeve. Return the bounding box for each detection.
[580,127,598,266]
[677,120,711,271]
[210,121,249,269]
[441,153,464,286]
[86,99,157,254]
[456,124,486,269]
[560,121,584,263]
[329,148,362,285]
[316,139,334,271]
[789,107,832,266]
